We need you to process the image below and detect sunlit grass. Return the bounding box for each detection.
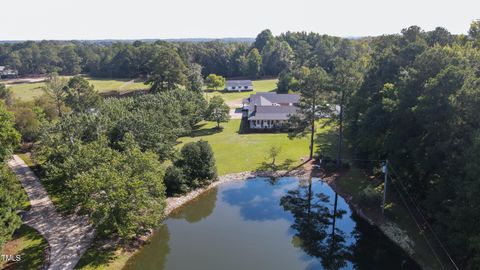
[6,77,148,101]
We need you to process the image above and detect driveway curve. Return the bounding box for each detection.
[8,155,95,270]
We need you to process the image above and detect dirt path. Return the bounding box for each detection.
[8,155,95,270]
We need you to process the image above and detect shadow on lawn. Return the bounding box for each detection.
[75,241,118,269]
[189,123,223,137]
[256,158,296,172]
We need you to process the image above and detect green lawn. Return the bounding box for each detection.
[178,119,325,175]
[204,79,277,103]
[75,244,131,270]
[6,77,148,101]
[6,77,276,103]
[0,225,48,270]
[6,82,45,101]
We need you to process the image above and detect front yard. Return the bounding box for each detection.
[178,119,326,175]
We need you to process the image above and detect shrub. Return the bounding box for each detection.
[164,166,189,196]
[359,186,382,207]
[179,140,217,188]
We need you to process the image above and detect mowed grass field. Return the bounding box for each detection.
[6,78,277,102]
[5,77,148,101]
[204,79,277,103]
[178,119,328,175]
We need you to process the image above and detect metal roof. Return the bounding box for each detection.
[247,92,299,105]
[226,80,253,87]
[245,92,300,121]
[248,105,298,120]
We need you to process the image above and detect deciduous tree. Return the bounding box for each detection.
[246,48,262,79]
[146,48,187,92]
[205,74,225,90]
[205,95,230,129]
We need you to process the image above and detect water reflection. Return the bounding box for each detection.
[125,177,420,270]
[280,178,351,269]
[280,178,420,270]
[171,188,218,223]
[222,177,294,221]
[124,224,170,270]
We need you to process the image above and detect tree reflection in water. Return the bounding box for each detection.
[170,188,218,223]
[280,178,421,270]
[280,177,351,270]
[124,224,170,270]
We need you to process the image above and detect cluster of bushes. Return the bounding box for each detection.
[164,140,217,196]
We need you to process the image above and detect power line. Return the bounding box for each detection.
[388,163,460,270]
[337,157,460,269]
[388,175,446,269]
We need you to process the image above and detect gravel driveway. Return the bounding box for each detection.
[8,155,95,270]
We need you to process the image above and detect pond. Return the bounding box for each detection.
[124,177,420,270]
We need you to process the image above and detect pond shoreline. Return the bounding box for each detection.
[87,165,423,269]
[165,169,308,217]
[319,170,428,270]
[99,168,308,269]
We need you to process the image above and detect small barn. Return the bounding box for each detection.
[225,80,253,92]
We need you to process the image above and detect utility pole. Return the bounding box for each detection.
[336,89,345,165]
[382,160,388,215]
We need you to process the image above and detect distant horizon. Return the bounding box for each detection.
[1,0,478,40]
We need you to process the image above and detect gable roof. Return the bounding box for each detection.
[226,80,253,87]
[245,92,300,121]
[248,105,298,120]
[247,92,299,105]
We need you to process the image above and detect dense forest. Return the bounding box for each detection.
[0,30,364,79]
[1,22,480,269]
[344,25,480,269]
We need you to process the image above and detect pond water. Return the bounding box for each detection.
[124,177,420,270]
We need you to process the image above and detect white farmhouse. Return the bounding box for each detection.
[225,80,253,91]
[242,92,300,129]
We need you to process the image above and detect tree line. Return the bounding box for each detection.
[345,24,480,269]
[0,30,367,80]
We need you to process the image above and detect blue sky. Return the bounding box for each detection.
[1,0,479,40]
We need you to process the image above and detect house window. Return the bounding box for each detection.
[244,86,248,89]
[232,86,236,89]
